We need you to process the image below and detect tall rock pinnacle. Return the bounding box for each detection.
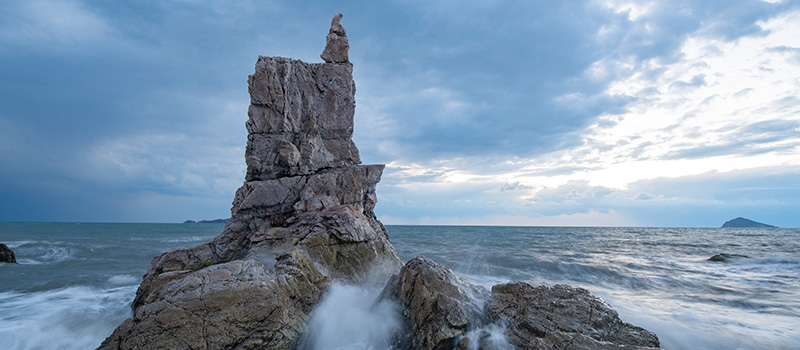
[99,14,400,350]
[320,13,349,63]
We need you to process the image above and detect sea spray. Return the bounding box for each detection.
[458,323,514,350]
[302,282,404,350]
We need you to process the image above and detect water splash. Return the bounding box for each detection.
[302,283,403,350]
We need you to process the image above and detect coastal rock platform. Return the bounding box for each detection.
[100,14,660,350]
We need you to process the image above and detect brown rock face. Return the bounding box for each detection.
[0,243,16,263]
[99,14,401,350]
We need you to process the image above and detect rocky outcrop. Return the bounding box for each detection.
[100,14,401,350]
[383,257,661,350]
[707,253,749,262]
[487,282,660,349]
[0,243,16,263]
[101,13,660,350]
[722,217,777,228]
[381,256,488,349]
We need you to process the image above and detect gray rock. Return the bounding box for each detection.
[707,253,749,262]
[100,251,329,350]
[383,257,661,350]
[0,243,16,263]
[381,256,488,350]
[320,13,349,63]
[486,282,661,349]
[100,13,400,350]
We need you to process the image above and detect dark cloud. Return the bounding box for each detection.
[0,0,797,222]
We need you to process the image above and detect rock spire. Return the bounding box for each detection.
[99,14,400,350]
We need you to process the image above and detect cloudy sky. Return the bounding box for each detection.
[1,0,798,227]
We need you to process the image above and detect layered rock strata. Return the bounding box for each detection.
[100,14,401,350]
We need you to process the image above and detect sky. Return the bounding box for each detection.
[1,0,799,227]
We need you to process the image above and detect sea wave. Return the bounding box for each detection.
[0,285,135,350]
[14,244,75,265]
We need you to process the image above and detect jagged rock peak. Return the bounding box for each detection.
[329,13,346,35]
[321,13,349,63]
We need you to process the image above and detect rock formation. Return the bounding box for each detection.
[707,253,749,262]
[721,217,777,228]
[0,243,16,263]
[380,256,489,349]
[382,257,660,350]
[99,14,401,350]
[486,282,660,349]
[100,14,660,350]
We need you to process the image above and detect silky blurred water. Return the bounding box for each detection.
[1,223,798,349]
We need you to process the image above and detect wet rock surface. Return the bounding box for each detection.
[707,253,749,262]
[0,243,16,263]
[383,257,661,350]
[381,256,488,350]
[487,282,661,349]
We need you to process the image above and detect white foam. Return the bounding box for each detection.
[303,283,403,350]
[459,323,513,350]
[107,275,139,286]
[0,285,135,350]
[17,246,74,265]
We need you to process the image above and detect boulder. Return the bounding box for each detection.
[320,13,349,63]
[383,257,661,350]
[707,253,749,262]
[486,282,661,349]
[381,256,488,350]
[100,14,401,350]
[0,243,16,263]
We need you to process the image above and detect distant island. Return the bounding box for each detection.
[183,218,230,224]
[722,217,777,228]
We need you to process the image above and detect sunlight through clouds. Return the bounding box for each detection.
[376,5,800,226]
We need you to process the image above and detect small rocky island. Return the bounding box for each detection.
[100,14,660,350]
[722,217,777,228]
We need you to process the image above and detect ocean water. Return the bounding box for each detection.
[1,223,798,349]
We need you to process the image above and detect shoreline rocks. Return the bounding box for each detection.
[0,243,16,263]
[382,256,660,350]
[100,13,660,350]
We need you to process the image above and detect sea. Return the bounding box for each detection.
[1,222,798,350]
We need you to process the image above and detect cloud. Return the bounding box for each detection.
[0,0,113,52]
[1,1,798,226]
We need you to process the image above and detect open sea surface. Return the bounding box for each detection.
[1,222,798,349]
